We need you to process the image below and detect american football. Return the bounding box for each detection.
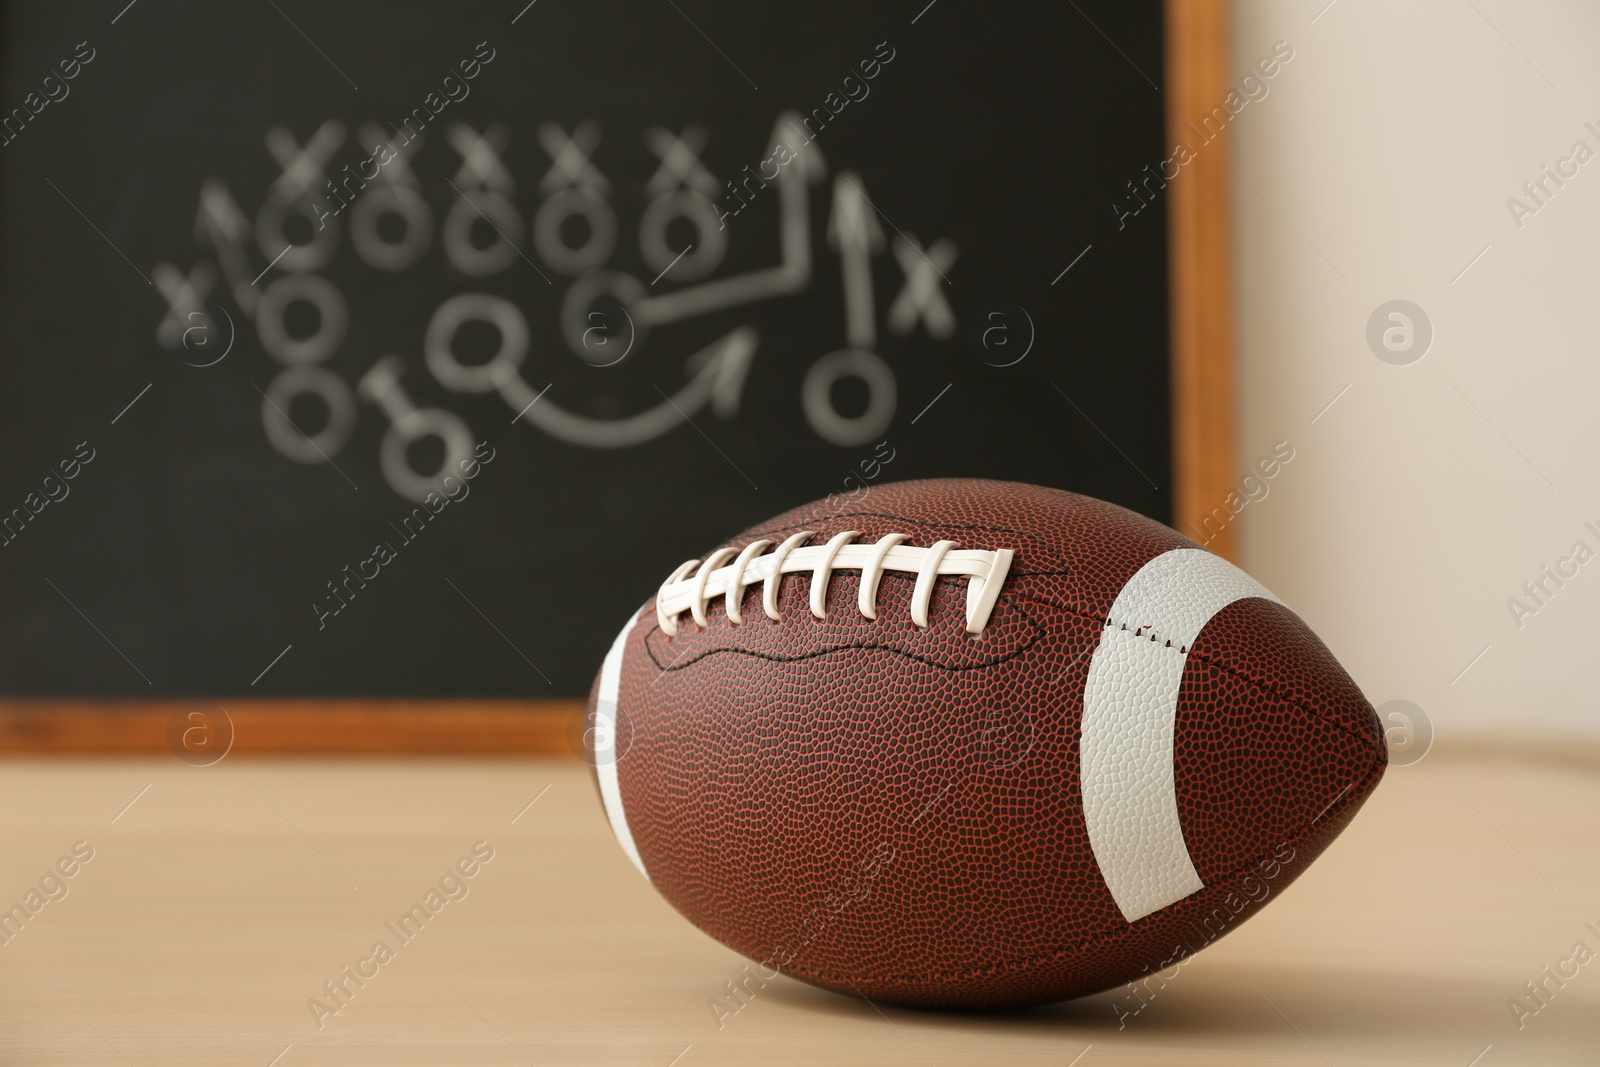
[588,477,1386,1009]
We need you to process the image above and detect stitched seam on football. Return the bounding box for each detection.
[642,593,1045,674]
[645,581,1376,753]
[1009,588,1381,753]
[781,755,1384,988]
[1180,645,1383,753]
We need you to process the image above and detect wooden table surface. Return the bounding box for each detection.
[0,749,1594,1066]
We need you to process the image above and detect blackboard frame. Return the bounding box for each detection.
[0,0,1234,755]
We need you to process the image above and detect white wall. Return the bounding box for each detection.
[1230,0,1600,738]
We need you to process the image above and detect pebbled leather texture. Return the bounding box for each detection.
[587,478,1387,1009]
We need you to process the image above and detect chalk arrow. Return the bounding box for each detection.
[634,111,826,328]
[767,108,828,183]
[768,109,827,278]
[501,326,758,448]
[827,171,884,350]
[685,327,757,419]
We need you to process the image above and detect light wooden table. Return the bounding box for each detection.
[0,749,1594,1066]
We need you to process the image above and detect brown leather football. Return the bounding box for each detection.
[586,478,1386,1009]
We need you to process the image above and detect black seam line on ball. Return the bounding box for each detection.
[779,757,1384,990]
[981,572,1190,616]
[648,571,1376,758]
[642,594,1047,674]
[1178,643,1381,754]
[1006,587,1379,755]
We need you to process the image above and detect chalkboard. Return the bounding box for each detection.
[0,0,1170,698]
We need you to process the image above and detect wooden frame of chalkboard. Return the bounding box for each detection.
[0,0,1234,755]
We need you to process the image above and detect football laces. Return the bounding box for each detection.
[655,530,1014,636]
